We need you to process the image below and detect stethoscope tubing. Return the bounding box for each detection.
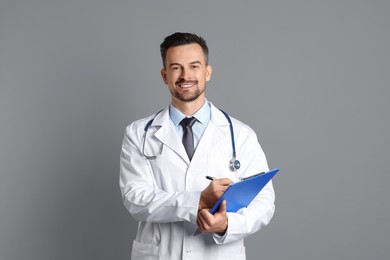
[142,109,240,171]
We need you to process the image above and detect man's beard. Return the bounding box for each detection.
[171,80,206,102]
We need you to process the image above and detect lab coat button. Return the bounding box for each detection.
[186,249,191,254]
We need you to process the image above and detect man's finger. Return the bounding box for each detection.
[214,178,234,186]
[219,200,227,213]
[199,209,212,224]
[197,210,212,231]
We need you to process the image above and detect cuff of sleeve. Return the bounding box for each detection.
[213,231,228,244]
[189,191,202,224]
[212,212,232,244]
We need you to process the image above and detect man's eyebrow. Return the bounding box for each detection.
[168,62,181,68]
[168,61,202,68]
[189,61,202,65]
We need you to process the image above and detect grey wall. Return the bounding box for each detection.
[1,1,389,259]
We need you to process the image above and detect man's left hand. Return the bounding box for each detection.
[196,200,228,235]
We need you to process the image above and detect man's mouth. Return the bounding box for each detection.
[176,80,197,88]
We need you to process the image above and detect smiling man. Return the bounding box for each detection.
[161,38,212,114]
[120,32,275,260]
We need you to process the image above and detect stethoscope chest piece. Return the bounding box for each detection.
[230,157,241,172]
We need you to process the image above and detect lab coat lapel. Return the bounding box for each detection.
[191,122,226,162]
[191,104,230,162]
[152,108,190,163]
[150,104,230,164]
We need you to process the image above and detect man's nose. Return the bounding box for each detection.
[180,68,192,80]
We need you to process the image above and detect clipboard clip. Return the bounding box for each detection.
[239,172,265,181]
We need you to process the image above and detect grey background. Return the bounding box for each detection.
[1,1,389,259]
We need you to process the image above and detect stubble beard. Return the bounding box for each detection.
[171,83,206,103]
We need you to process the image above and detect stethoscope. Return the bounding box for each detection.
[142,109,241,172]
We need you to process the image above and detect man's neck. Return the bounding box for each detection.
[171,97,206,116]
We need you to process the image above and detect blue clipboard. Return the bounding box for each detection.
[209,168,280,214]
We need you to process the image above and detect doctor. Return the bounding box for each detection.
[120,32,275,260]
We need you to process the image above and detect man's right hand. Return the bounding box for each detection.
[198,178,233,210]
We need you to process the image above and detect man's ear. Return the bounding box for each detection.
[206,64,212,82]
[160,68,168,84]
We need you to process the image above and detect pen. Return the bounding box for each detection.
[194,228,202,236]
[205,176,216,181]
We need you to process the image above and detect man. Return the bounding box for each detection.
[120,32,275,260]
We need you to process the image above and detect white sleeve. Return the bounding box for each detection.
[119,124,200,224]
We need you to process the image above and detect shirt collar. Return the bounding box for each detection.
[169,100,211,126]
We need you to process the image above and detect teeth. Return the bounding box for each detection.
[179,83,193,88]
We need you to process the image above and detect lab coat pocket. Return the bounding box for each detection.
[131,240,160,259]
[217,244,246,258]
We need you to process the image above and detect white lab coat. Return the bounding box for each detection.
[120,102,275,260]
